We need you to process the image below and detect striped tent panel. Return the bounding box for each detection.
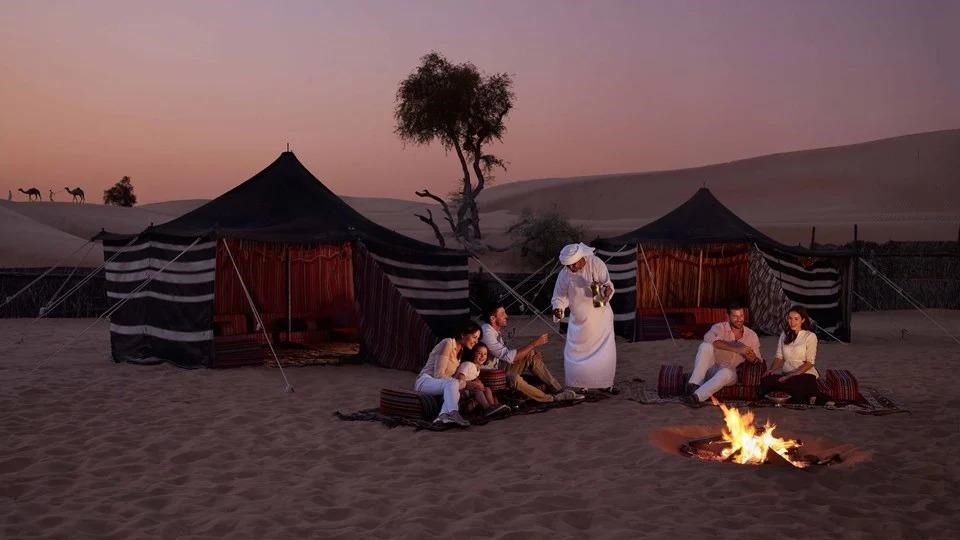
[594,243,638,339]
[748,247,793,335]
[758,246,844,334]
[103,234,215,368]
[362,238,469,338]
[353,244,437,372]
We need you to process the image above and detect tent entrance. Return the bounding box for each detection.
[635,243,751,340]
[212,239,358,367]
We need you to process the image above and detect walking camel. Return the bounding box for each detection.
[18,187,41,201]
[65,187,85,203]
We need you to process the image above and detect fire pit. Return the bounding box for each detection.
[679,399,842,469]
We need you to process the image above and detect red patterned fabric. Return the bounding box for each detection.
[352,244,435,372]
[825,369,862,402]
[214,240,354,337]
[658,365,686,397]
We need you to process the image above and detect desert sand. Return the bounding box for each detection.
[2,310,959,539]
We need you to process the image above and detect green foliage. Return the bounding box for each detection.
[395,51,514,245]
[103,176,137,207]
[510,208,587,269]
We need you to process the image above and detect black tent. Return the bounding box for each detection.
[98,152,469,369]
[594,188,854,341]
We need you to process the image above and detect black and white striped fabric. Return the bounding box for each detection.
[757,246,845,335]
[362,238,469,338]
[594,243,638,339]
[102,234,215,368]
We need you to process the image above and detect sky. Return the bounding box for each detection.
[1,0,958,204]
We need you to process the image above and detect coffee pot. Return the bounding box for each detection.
[590,280,606,308]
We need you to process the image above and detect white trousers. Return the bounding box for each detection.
[689,343,737,402]
[415,374,460,415]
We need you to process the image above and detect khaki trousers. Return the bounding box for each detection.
[505,350,563,402]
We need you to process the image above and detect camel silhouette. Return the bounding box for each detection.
[19,187,41,201]
[65,187,85,203]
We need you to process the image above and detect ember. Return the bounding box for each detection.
[679,398,842,469]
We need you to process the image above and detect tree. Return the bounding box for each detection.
[395,51,513,251]
[103,176,137,207]
[509,207,586,269]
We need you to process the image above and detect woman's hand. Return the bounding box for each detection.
[777,375,791,383]
[762,369,776,378]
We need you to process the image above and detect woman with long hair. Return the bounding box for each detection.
[414,321,482,427]
[760,306,823,404]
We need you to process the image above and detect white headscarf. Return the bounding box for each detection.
[559,242,594,265]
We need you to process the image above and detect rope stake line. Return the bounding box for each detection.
[27,237,203,375]
[1,238,95,310]
[223,239,295,393]
[859,257,960,346]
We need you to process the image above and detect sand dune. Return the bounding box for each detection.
[2,130,957,272]
[1,310,958,538]
[0,204,102,268]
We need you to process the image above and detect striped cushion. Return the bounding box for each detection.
[479,369,508,391]
[379,388,441,420]
[825,369,862,402]
[658,365,686,397]
[737,360,768,387]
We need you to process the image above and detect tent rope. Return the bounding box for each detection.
[471,256,566,340]
[223,239,295,392]
[1,238,94,310]
[40,241,98,315]
[26,237,203,374]
[859,257,960,346]
[15,234,143,344]
[639,242,677,346]
[513,244,630,335]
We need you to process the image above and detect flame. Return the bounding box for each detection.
[709,397,803,466]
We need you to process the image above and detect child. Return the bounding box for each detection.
[455,343,509,417]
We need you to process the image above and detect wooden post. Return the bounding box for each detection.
[286,246,292,339]
[696,248,704,307]
[810,226,816,249]
[854,224,858,244]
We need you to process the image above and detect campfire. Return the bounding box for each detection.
[680,398,841,469]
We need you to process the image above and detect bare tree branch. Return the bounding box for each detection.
[413,209,446,248]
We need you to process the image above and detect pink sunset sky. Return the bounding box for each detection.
[1,0,958,204]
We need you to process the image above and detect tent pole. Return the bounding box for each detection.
[696,248,703,308]
[223,239,295,392]
[287,245,292,340]
[639,243,676,346]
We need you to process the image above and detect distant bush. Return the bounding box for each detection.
[509,207,586,269]
[103,176,137,207]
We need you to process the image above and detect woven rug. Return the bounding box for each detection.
[335,389,612,431]
[620,378,908,416]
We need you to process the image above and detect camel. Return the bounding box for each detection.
[65,187,85,203]
[19,187,41,201]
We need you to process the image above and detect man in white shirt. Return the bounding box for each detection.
[682,304,763,407]
[481,304,583,403]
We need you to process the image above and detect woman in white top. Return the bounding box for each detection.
[415,321,481,427]
[760,306,823,404]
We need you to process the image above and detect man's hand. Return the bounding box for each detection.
[553,308,564,320]
[601,285,613,301]
[531,333,548,348]
[743,347,760,363]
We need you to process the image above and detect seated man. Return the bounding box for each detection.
[481,304,583,403]
[682,304,762,407]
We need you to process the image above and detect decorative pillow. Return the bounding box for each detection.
[736,360,768,387]
[479,369,508,391]
[825,369,863,402]
[658,365,685,397]
[379,388,441,420]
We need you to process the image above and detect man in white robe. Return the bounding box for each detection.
[551,243,617,390]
